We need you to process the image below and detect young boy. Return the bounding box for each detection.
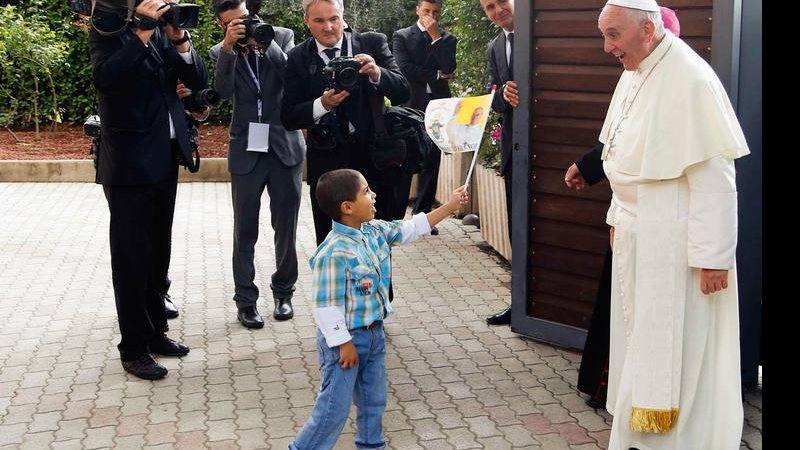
[289,168,468,450]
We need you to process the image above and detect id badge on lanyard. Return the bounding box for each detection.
[245,53,270,153]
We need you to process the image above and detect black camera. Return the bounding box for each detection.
[322,56,362,93]
[239,15,275,48]
[77,1,200,36]
[83,115,102,169]
[182,88,220,113]
[159,3,201,29]
[307,114,340,151]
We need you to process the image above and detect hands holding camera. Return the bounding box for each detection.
[221,18,246,53]
[320,53,381,111]
[321,88,350,111]
[354,53,380,84]
[134,0,189,51]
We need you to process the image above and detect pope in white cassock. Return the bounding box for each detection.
[597,1,750,449]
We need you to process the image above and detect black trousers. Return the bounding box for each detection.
[103,163,178,361]
[412,94,441,215]
[412,144,441,214]
[504,169,513,244]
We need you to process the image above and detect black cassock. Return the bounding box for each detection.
[574,142,612,407]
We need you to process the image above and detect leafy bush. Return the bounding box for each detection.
[0,3,69,132]
[445,1,503,170]
[479,114,501,171]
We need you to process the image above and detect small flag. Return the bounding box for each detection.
[424,92,494,154]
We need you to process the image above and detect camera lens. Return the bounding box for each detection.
[338,67,359,89]
[199,89,220,107]
[172,4,200,29]
[251,23,275,47]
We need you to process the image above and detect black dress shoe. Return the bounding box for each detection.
[486,306,512,325]
[430,225,439,236]
[586,397,605,409]
[163,293,179,319]
[237,305,264,329]
[273,298,294,321]
[122,355,168,380]
[149,335,190,356]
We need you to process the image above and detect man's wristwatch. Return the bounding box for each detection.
[171,31,191,46]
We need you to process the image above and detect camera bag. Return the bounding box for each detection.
[367,94,429,173]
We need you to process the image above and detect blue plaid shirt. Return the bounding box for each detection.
[309,219,409,330]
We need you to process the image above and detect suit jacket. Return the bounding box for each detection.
[486,31,514,176]
[392,24,457,110]
[210,27,305,175]
[575,141,607,186]
[89,27,208,185]
[280,30,410,182]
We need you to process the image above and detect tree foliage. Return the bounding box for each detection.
[0,3,69,132]
[445,0,496,96]
[444,0,503,168]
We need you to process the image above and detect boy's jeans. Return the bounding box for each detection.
[289,322,387,450]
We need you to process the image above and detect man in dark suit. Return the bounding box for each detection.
[281,0,410,245]
[210,0,306,329]
[481,0,518,326]
[88,0,207,379]
[392,0,457,233]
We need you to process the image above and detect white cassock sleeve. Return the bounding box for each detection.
[313,306,351,348]
[685,156,738,269]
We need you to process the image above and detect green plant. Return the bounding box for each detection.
[444,0,496,97]
[0,4,69,135]
[342,0,416,37]
[478,113,501,171]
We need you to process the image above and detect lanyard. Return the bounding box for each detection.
[243,52,262,122]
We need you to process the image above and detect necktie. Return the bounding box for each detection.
[508,32,514,81]
[323,47,338,61]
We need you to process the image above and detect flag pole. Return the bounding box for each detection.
[463,84,497,191]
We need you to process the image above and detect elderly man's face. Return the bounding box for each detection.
[480,0,514,31]
[598,5,653,71]
[305,0,344,48]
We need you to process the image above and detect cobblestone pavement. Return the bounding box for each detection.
[0,183,762,449]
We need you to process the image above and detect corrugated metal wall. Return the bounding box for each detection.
[527,0,713,329]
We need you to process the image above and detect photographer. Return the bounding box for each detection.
[281,0,410,245]
[210,0,305,329]
[88,0,208,380]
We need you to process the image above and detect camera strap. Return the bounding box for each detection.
[368,92,388,138]
[90,0,136,36]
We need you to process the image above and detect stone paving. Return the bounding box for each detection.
[0,182,762,449]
